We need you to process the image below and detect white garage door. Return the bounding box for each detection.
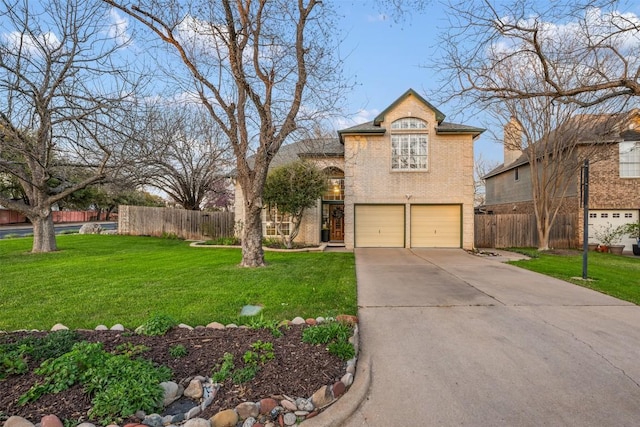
[411,205,461,248]
[588,209,639,251]
[355,205,405,247]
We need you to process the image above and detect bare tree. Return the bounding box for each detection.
[104,0,344,267]
[139,106,230,210]
[439,0,640,107]
[0,0,143,252]
[473,153,499,207]
[436,0,634,249]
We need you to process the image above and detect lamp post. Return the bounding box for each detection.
[581,159,589,279]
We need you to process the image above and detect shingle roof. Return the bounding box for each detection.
[436,121,485,135]
[483,110,640,179]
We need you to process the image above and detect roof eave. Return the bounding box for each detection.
[338,128,386,143]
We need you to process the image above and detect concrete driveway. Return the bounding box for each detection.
[344,248,640,426]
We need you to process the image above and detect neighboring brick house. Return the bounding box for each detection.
[234,89,484,249]
[483,111,640,251]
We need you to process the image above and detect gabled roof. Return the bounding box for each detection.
[338,89,484,143]
[373,88,446,125]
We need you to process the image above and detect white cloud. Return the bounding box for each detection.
[3,31,60,57]
[107,9,131,46]
[333,108,379,129]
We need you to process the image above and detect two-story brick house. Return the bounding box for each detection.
[483,111,640,251]
[234,89,484,249]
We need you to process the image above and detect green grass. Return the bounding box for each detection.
[508,249,640,304]
[0,235,356,331]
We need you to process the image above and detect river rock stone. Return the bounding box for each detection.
[185,405,202,420]
[290,317,305,325]
[332,381,346,398]
[40,415,63,427]
[341,372,354,387]
[310,385,334,408]
[160,381,181,406]
[241,417,256,427]
[79,223,103,234]
[184,379,204,399]
[110,323,125,331]
[336,314,358,325]
[142,414,163,427]
[51,323,68,331]
[206,322,225,329]
[210,409,238,427]
[95,325,108,331]
[235,402,259,420]
[4,417,35,427]
[76,423,97,427]
[183,418,210,427]
[282,413,296,426]
[259,398,278,415]
[280,400,296,412]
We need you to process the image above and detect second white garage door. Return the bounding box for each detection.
[411,205,461,248]
[355,205,405,247]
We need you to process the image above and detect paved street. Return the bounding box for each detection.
[0,222,117,239]
[343,248,640,426]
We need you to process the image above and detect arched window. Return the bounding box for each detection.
[323,167,344,201]
[391,118,428,170]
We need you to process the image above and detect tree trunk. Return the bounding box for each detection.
[31,213,57,253]
[241,206,265,267]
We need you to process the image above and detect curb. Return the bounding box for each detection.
[300,352,371,427]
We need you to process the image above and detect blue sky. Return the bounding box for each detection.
[335,1,502,165]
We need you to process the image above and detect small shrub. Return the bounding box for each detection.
[169,344,187,358]
[136,314,177,336]
[327,340,355,361]
[211,341,275,385]
[212,352,235,383]
[19,340,171,425]
[205,236,240,246]
[247,314,284,337]
[302,321,355,360]
[1,330,81,379]
[114,343,150,357]
[231,365,259,384]
[160,232,180,240]
[302,321,351,345]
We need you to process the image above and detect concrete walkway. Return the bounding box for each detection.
[336,248,640,426]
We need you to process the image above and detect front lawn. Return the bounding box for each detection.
[509,249,640,304]
[0,235,357,331]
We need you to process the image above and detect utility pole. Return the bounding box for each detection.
[581,159,589,279]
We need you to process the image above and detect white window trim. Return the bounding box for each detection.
[391,118,429,171]
[619,141,640,178]
[262,205,291,236]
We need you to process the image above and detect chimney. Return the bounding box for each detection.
[503,117,523,166]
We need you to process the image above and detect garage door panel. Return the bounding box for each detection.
[588,209,638,251]
[355,205,404,248]
[411,205,461,248]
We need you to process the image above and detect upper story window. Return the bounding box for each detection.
[391,118,428,170]
[620,141,640,178]
[391,117,428,130]
[323,168,344,201]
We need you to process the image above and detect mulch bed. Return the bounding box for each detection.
[0,325,345,425]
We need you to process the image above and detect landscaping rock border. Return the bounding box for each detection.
[1,315,359,427]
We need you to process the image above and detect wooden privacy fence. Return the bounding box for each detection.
[118,206,235,240]
[474,213,578,249]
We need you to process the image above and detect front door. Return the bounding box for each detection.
[330,204,345,241]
